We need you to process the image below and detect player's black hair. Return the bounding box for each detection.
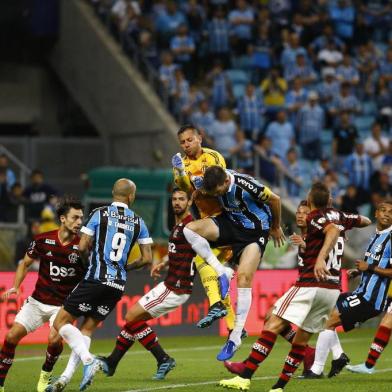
[172,187,191,200]
[56,196,84,219]
[309,182,330,209]
[377,198,392,209]
[203,166,227,193]
[298,200,308,208]
[31,169,43,177]
[177,124,201,136]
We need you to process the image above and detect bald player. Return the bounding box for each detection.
[51,179,153,391]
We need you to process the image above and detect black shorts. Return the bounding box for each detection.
[63,280,123,321]
[210,213,269,264]
[336,292,382,332]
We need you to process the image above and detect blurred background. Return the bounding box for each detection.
[0,0,391,341]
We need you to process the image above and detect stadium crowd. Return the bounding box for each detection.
[89,0,392,213]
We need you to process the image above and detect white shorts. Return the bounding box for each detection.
[14,296,61,333]
[138,281,190,319]
[272,286,340,333]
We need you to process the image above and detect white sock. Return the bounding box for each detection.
[59,324,93,365]
[311,330,334,375]
[183,227,225,275]
[330,330,344,360]
[229,288,252,345]
[61,335,91,381]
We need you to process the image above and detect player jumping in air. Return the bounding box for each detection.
[0,197,85,392]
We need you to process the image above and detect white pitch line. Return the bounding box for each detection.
[13,336,376,363]
[122,368,392,392]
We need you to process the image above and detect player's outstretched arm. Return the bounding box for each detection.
[266,191,285,247]
[1,253,35,300]
[314,224,341,281]
[127,243,153,272]
[356,216,372,228]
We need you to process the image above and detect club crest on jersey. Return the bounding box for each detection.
[45,239,56,245]
[375,244,383,253]
[68,252,79,263]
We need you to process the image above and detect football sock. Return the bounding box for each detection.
[106,324,137,368]
[195,256,221,306]
[242,331,277,378]
[311,329,334,374]
[42,341,63,372]
[61,335,91,381]
[330,330,344,360]
[59,324,93,365]
[280,325,296,343]
[222,295,235,331]
[230,288,252,345]
[0,340,16,386]
[273,344,306,389]
[183,228,226,276]
[365,325,391,368]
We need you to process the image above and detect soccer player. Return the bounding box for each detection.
[219,182,370,391]
[84,188,197,386]
[0,197,85,392]
[183,165,285,361]
[172,124,236,330]
[51,179,153,391]
[305,199,392,379]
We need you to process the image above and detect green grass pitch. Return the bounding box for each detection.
[5,328,392,391]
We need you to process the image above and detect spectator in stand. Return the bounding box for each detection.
[293,0,323,45]
[340,184,361,214]
[0,154,16,191]
[382,140,392,183]
[265,109,295,160]
[155,0,186,47]
[364,121,389,171]
[283,147,303,200]
[228,0,255,55]
[230,129,254,174]
[329,81,361,122]
[170,24,196,81]
[318,68,340,118]
[329,0,356,43]
[344,142,373,203]
[376,77,392,128]
[254,136,280,185]
[111,0,140,38]
[285,53,317,86]
[379,47,392,89]
[309,24,345,59]
[236,83,264,140]
[360,0,392,42]
[206,6,230,68]
[297,91,325,160]
[183,0,205,44]
[370,172,392,214]
[181,84,205,120]
[159,51,177,94]
[208,107,237,166]
[23,169,58,222]
[280,32,308,72]
[207,60,232,111]
[317,38,344,68]
[260,67,288,119]
[0,168,10,221]
[312,156,333,182]
[356,42,379,98]
[139,31,159,69]
[190,99,215,138]
[268,0,291,32]
[285,77,308,127]
[252,25,272,83]
[332,111,359,168]
[169,68,190,120]
[336,53,360,87]
[6,182,26,223]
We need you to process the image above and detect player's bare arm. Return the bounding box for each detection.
[78,232,93,266]
[356,215,372,227]
[1,253,36,300]
[265,191,285,247]
[126,243,153,271]
[314,224,341,281]
[355,259,392,278]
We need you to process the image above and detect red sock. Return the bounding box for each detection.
[272,344,306,389]
[0,340,16,386]
[280,325,296,343]
[42,342,63,372]
[242,331,277,378]
[365,325,391,368]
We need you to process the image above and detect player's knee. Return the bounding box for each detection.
[48,333,62,346]
[237,271,253,287]
[6,329,23,345]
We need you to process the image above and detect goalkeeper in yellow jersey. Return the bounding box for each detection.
[172,124,237,332]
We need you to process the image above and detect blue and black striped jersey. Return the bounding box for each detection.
[218,170,272,230]
[354,226,392,311]
[80,202,152,286]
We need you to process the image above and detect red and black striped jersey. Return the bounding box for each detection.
[295,208,360,289]
[27,229,85,306]
[164,214,196,294]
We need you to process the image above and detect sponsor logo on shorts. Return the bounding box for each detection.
[97,305,110,316]
[78,303,92,312]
